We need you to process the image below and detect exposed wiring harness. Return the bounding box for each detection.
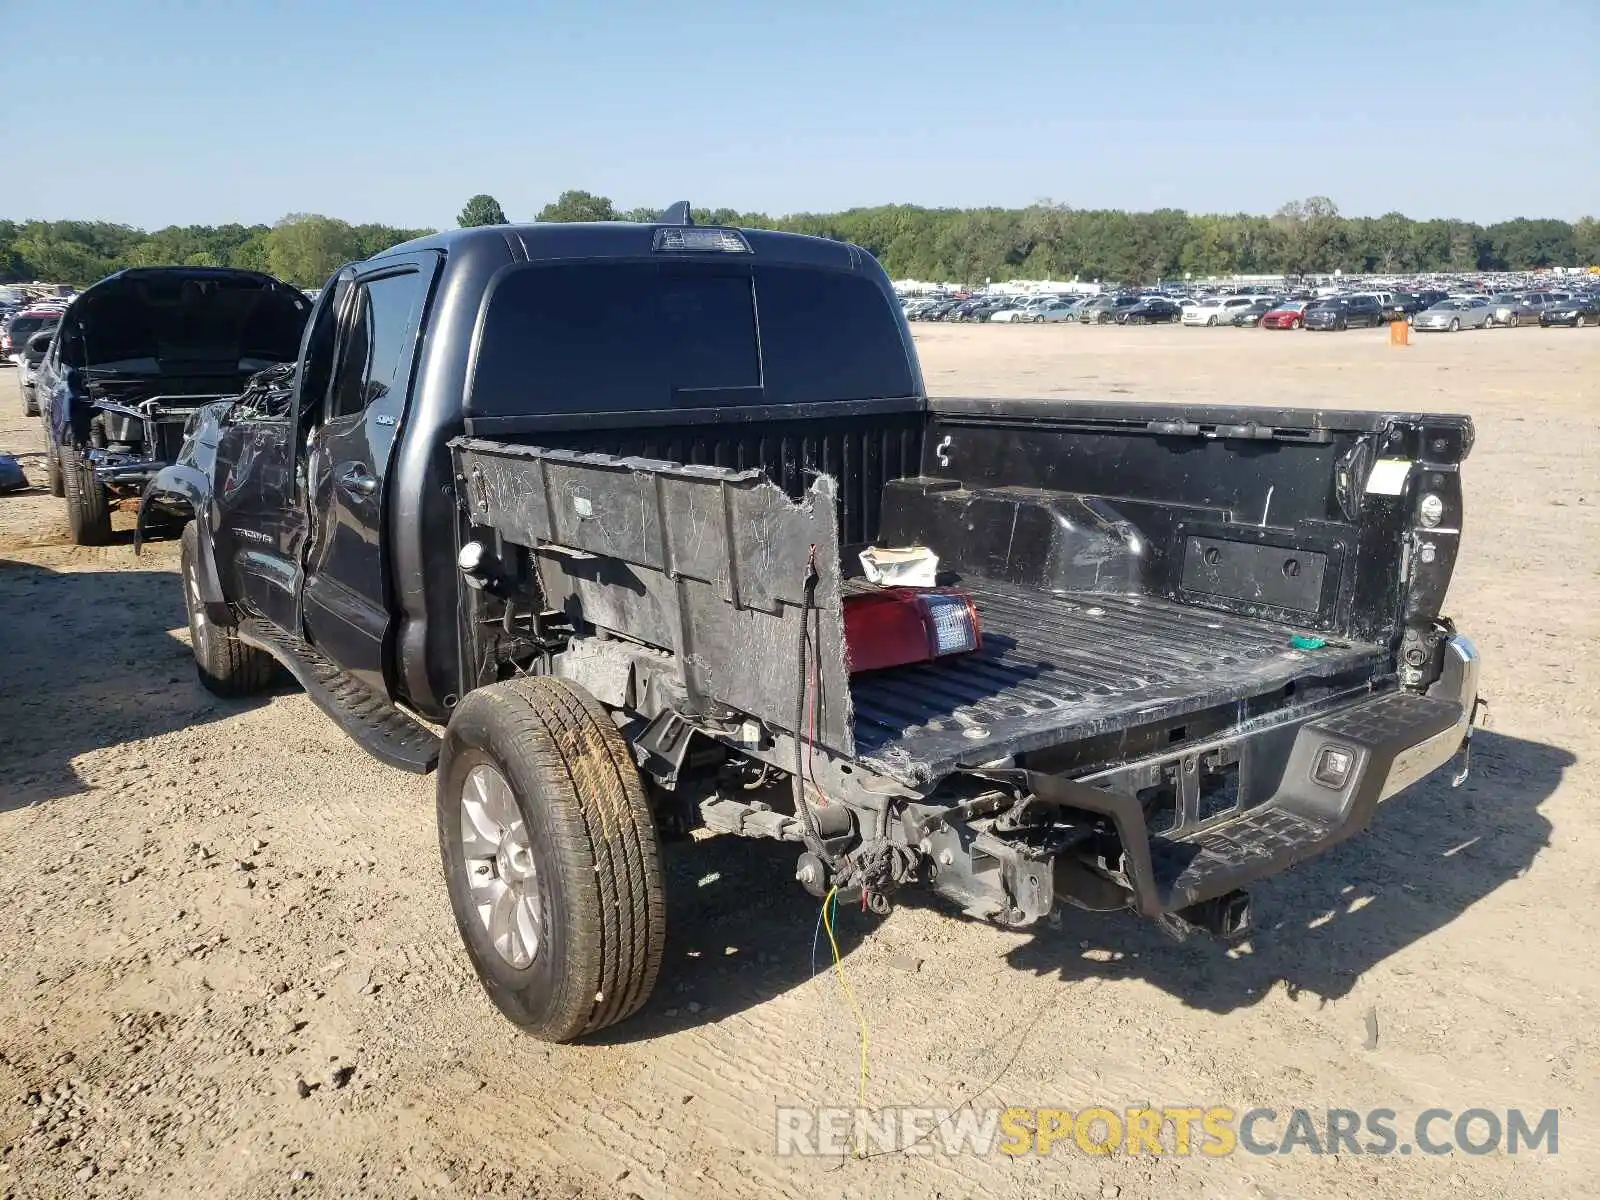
[791,544,834,864]
[833,840,920,913]
[813,886,870,1156]
[793,544,922,909]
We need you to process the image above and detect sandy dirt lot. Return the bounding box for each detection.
[1,322,1596,1200]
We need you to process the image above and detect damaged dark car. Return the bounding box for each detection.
[36,267,309,543]
[142,211,1483,1043]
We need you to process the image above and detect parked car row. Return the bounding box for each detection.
[899,280,1600,333]
[1,307,66,416]
[1485,290,1600,327]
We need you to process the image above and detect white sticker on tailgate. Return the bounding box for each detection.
[1365,458,1413,496]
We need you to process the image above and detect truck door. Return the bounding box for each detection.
[209,278,343,630]
[299,256,435,695]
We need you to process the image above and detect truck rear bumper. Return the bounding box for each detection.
[1035,636,1482,918]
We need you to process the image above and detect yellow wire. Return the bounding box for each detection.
[822,885,870,1154]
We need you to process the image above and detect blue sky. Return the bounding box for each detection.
[6,0,1595,229]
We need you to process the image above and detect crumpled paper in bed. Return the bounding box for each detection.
[858,545,939,588]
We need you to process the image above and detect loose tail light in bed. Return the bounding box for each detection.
[843,588,982,674]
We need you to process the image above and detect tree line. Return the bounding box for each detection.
[4,195,1596,290]
[0,215,435,291]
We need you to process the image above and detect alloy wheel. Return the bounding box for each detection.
[459,763,542,969]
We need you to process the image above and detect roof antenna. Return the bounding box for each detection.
[657,201,693,226]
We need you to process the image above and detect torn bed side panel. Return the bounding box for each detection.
[450,438,856,757]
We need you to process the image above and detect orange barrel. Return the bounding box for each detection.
[1390,318,1410,346]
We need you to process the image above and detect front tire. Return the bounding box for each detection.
[62,453,112,545]
[180,523,277,697]
[1577,316,1588,328]
[1206,316,1217,327]
[1449,318,1460,332]
[23,390,38,417]
[438,677,666,1042]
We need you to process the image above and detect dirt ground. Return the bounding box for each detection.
[1,322,1596,1200]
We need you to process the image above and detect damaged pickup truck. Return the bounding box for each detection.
[141,210,1482,1042]
[38,267,309,543]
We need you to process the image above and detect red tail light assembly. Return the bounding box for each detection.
[842,588,982,675]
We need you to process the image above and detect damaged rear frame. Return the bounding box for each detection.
[451,438,860,765]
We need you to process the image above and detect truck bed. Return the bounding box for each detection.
[849,579,1387,784]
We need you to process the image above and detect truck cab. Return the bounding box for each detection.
[143,211,1482,1043]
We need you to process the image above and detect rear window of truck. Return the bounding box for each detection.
[468,261,916,416]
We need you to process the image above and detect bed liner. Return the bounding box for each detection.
[849,579,1386,784]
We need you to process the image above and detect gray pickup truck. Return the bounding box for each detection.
[143,208,1482,1041]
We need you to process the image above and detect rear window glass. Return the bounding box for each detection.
[6,315,59,338]
[469,261,915,416]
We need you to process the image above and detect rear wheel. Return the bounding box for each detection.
[62,453,112,545]
[1507,313,1519,328]
[180,523,278,697]
[23,389,38,417]
[438,677,666,1042]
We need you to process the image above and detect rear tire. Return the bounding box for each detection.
[180,523,277,697]
[1507,313,1519,328]
[62,453,112,545]
[23,390,38,417]
[438,677,666,1042]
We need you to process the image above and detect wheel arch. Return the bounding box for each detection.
[140,464,231,623]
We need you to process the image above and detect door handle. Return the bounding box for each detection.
[336,462,378,500]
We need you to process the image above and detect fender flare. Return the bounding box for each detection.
[138,464,232,625]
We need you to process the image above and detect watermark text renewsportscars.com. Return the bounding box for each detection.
[774,1105,1559,1158]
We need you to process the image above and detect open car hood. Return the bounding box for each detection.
[62,267,310,379]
